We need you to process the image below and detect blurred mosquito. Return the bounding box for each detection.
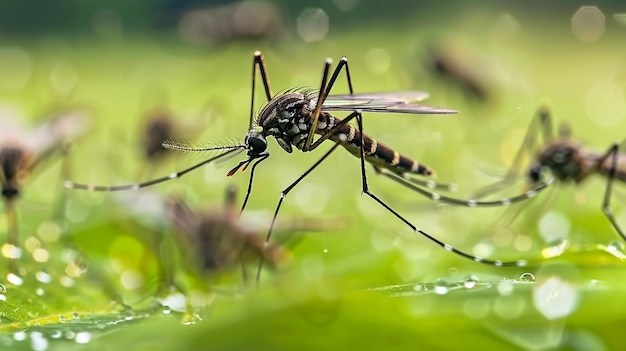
[143,112,175,163]
[0,109,86,269]
[65,51,552,278]
[168,184,286,283]
[475,107,626,242]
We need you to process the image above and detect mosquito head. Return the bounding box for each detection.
[244,127,268,156]
[535,143,581,182]
[528,162,543,183]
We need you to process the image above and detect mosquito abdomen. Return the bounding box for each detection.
[321,114,432,176]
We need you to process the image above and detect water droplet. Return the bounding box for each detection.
[59,315,66,322]
[13,331,26,341]
[0,283,6,293]
[464,275,479,289]
[162,306,171,315]
[534,276,580,319]
[49,331,62,339]
[74,331,91,344]
[519,272,536,282]
[65,331,75,340]
[35,288,45,296]
[35,271,52,284]
[608,240,625,253]
[72,312,79,319]
[30,331,48,351]
[181,310,203,325]
[6,273,23,286]
[434,279,449,295]
[412,284,424,292]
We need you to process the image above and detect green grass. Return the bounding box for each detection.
[0,14,625,350]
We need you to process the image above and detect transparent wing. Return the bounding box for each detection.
[319,91,459,114]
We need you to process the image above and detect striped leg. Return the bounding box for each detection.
[249,51,273,130]
[600,142,625,241]
[352,109,529,267]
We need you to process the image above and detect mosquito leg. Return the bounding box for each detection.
[250,52,273,130]
[3,198,19,272]
[600,142,625,241]
[64,148,241,191]
[375,166,552,207]
[256,142,343,282]
[324,57,354,97]
[471,107,555,199]
[240,153,270,215]
[354,103,527,267]
[304,59,332,151]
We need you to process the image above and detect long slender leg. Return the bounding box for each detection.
[375,167,552,207]
[471,107,554,199]
[6,198,18,272]
[600,142,625,241]
[354,105,527,267]
[239,153,270,215]
[304,59,332,151]
[249,52,273,130]
[64,148,241,191]
[306,57,355,151]
[255,142,343,282]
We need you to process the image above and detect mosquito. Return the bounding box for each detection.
[143,112,175,162]
[0,109,86,269]
[474,106,626,242]
[168,185,286,281]
[65,52,553,279]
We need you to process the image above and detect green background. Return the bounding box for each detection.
[0,1,625,350]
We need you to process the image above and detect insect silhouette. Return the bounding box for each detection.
[168,185,286,282]
[65,52,553,278]
[0,110,86,269]
[474,107,626,242]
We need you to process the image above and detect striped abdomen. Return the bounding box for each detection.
[318,112,432,176]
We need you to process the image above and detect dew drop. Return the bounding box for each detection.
[607,240,625,253]
[49,331,62,339]
[65,331,75,340]
[30,331,48,351]
[35,271,52,284]
[464,275,479,289]
[72,312,79,319]
[162,306,171,315]
[7,273,23,286]
[74,332,91,344]
[59,315,66,322]
[13,331,26,341]
[0,283,6,293]
[434,279,449,295]
[519,272,536,282]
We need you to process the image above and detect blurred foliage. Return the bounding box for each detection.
[0,1,626,350]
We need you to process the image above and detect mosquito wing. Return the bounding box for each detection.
[319,91,458,114]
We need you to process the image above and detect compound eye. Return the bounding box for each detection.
[248,136,267,154]
[529,163,542,182]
